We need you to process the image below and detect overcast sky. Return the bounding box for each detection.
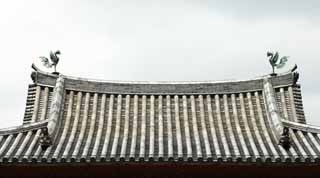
[0,0,319,128]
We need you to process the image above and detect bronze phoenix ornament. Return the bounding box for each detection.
[267,51,289,75]
[39,50,61,73]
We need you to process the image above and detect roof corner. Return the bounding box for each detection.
[263,77,291,150]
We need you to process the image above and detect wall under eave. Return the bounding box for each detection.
[0,163,320,178]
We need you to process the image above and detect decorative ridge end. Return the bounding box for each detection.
[39,127,52,150]
[40,75,65,151]
[31,63,39,84]
[31,63,61,84]
[31,63,40,72]
[263,78,291,150]
[293,72,300,86]
[279,127,291,150]
[290,64,300,86]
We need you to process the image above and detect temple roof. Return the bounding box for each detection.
[0,65,319,164]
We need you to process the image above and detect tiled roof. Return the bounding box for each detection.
[0,65,318,164]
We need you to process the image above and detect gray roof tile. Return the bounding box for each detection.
[0,69,318,164]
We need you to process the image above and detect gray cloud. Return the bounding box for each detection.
[205,0,320,19]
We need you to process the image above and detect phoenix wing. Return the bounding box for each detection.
[39,56,52,68]
[276,56,289,69]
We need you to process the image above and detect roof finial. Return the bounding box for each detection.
[267,51,289,76]
[39,50,61,75]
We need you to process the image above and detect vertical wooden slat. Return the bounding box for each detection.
[52,91,74,159]
[183,96,192,159]
[40,87,50,121]
[280,88,289,120]
[101,95,114,157]
[91,94,106,158]
[239,93,259,157]
[158,96,164,158]
[166,95,173,158]
[31,86,41,122]
[82,93,98,158]
[110,95,122,158]
[198,95,212,158]
[120,95,131,158]
[149,95,155,158]
[62,92,82,159]
[247,92,268,158]
[223,94,240,158]
[71,93,90,158]
[129,95,139,158]
[174,96,183,158]
[139,95,147,158]
[206,95,221,158]
[215,95,230,158]
[288,87,298,122]
[231,94,250,158]
[190,95,202,158]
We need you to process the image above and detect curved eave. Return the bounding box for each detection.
[33,66,295,95]
[0,120,48,136]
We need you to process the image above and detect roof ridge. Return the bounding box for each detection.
[31,63,294,84]
[282,120,320,134]
[31,64,295,95]
[0,120,48,136]
[40,76,65,150]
